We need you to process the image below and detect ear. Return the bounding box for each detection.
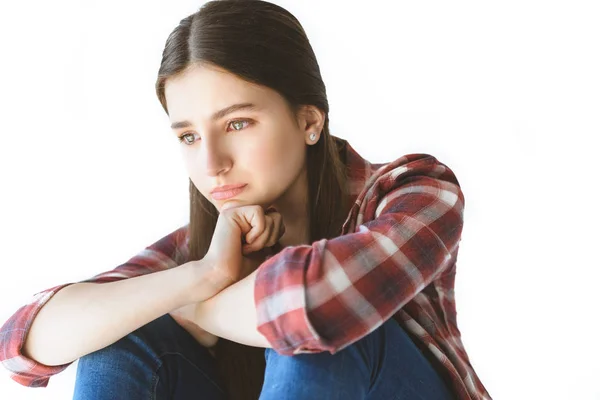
[298,105,326,145]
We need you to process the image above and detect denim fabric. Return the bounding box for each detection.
[72,314,454,399]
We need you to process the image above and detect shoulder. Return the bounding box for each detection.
[345,153,464,230]
[362,153,462,202]
[341,138,461,197]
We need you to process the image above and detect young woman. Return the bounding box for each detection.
[0,1,491,399]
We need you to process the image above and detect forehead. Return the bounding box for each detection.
[164,64,272,119]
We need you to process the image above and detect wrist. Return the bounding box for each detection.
[186,258,233,303]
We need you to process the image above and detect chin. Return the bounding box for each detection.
[220,199,277,213]
[218,200,241,211]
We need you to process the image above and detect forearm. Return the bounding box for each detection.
[194,268,271,348]
[23,260,219,366]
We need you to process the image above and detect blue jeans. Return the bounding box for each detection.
[73,313,454,399]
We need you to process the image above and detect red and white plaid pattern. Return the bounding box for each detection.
[0,136,491,399]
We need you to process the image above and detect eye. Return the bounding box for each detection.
[176,119,253,146]
[227,119,252,132]
[177,132,197,145]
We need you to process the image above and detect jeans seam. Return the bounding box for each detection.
[151,370,159,400]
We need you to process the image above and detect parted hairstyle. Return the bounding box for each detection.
[154,1,350,399]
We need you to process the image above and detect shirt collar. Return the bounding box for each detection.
[332,135,377,206]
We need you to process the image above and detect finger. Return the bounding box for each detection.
[245,206,279,248]
[265,214,284,247]
[265,206,278,215]
[242,244,254,255]
[219,207,252,243]
[241,206,283,252]
[243,206,265,245]
[279,219,286,238]
[246,215,275,251]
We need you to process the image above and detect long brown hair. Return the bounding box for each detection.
[155,1,350,398]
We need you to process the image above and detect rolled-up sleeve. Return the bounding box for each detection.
[0,224,189,387]
[254,154,464,356]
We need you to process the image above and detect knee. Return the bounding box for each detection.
[261,347,371,399]
[76,333,153,374]
[78,314,177,368]
[73,319,172,400]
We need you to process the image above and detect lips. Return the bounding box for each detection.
[210,184,247,200]
[211,183,247,194]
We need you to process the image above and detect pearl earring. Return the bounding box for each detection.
[309,133,317,141]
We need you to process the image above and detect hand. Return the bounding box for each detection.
[204,205,286,286]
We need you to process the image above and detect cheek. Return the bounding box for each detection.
[246,146,277,171]
[244,140,302,176]
[181,155,210,195]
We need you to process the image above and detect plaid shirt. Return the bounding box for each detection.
[0,136,491,399]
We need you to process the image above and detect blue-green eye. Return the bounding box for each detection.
[176,119,253,145]
[227,119,251,131]
[177,133,196,145]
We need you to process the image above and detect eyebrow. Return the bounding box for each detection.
[170,102,260,130]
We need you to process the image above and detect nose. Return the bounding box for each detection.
[201,136,232,177]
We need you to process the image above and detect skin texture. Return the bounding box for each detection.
[164,63,326,248]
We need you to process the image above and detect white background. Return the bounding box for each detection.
[1,0,598,399]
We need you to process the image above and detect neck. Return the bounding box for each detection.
[271,167,310,248]
[278,211,309,248]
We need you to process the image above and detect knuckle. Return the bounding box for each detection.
[253,205,264,214]
[254,235,267,246]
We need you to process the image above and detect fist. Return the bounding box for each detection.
[204,205,285,286]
